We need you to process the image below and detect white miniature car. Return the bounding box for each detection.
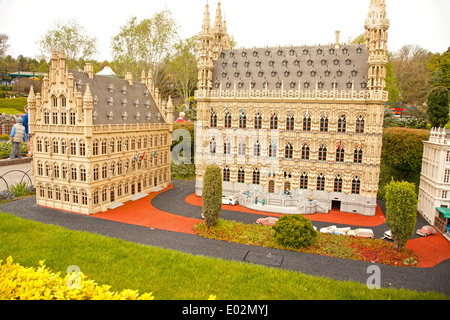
[222,195,238,205]
[348,228,374,239]
[320,225,337,234]
[333,227,351,235]
[382,230,392,240]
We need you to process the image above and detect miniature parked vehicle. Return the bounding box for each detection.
[382,230,392,240]
[222,195,238,205]
[416,225,437,237]
[348,228,374,239]
[319,225,337,234]
[333,227,351,235]
[256,217,279,226]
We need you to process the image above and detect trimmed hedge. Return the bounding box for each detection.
[202,165,222,228]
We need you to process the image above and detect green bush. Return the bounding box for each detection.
[202,165,222,228]
[272,215,318,248]
[385,180,418,250]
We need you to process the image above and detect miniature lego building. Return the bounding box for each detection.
[194,0,389,216]
[418,128,450,238]
[27,49,173,214]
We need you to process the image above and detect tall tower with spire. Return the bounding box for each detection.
[198,1,230,90]
[364,0,390,91]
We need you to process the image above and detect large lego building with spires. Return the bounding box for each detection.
[194,0,390,216]
[27,49,173,215]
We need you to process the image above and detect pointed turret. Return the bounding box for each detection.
[364,0,390,91]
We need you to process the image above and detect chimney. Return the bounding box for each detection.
[335,30,340,49]
[125,72,133,85]
[84,63,94,79]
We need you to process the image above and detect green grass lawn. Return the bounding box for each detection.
[0,97,27,115]
[0,212,446,300]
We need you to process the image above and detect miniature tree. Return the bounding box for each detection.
[385,180,417,250]
[272,214,317,248]
[202,165,222,228]
[426,86,449,128]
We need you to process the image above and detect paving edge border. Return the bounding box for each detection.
[0,157,32,167]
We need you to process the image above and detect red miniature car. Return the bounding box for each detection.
[416,225,437,237]
[256,217,279,226]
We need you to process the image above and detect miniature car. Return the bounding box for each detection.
[319,225,337,234]
[333,227,351,235]
[222,195,238,205]
[382,230,392,240]
[348,228,374,239]
[256,217,279,226]
[416,225,437,237]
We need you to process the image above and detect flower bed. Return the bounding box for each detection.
[194,219,419,267]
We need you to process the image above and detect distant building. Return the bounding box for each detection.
[194,0,390,216]
[27,49,173,215]
[418,127,450,239]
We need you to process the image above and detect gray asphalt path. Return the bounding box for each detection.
[0,179,449,296]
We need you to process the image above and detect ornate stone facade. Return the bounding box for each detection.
[194,1,389,216]
[27,49,173,215]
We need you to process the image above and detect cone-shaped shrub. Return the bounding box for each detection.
[202,165,222,228]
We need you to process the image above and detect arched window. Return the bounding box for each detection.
[336,145,345,163]
[316,173,325,191]
[210,138,216,154]
[286,112,294,131]
[224,112,232,128]
[299,172,308,189]
[210,111,217,128]
[253,141,261,157]
[254,112,262,129]
[354,147,363,164]
[252,168,260,185]
[356,115,365,134]
[285,143,293,159]
[337,115,346,133]
[268,180,275,193]
[320,115,329,132]
[239,112,247,129]
[238,139,246,156]
[334,175,343,193]
[223,167,230,182]
[352,176,361,194]
[224,139,231,155]
[301,143,310,160]
[318,144,327,161]
[303,115,311,131]
[270,113,278,130]
[269,141,277,158]
[237,167,245,183]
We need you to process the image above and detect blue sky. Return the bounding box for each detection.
[0,0,448,61]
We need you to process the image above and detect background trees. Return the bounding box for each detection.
[36,19,98,71]
[427,86,449,128]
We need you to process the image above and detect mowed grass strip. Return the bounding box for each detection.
[0,212,446,300]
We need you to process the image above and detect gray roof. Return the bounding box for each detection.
[212,44,369,91]
[71,71,166,125]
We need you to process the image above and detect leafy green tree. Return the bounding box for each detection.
[0,33,9,59]
[37,19,98,70]
[110,8,179,86]
[165,36,198,115]
[202,165,222,228]
[385,181,417,250]
[427,47,450,89]
[426,86,449,128]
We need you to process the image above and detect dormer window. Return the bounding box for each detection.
[253,50,258,57]
[269,60,274,67]
[232,61,238,68]
[325,69,330,77]
[229,51,235,58]
[284,70,290,77]
[289,49,295,56]
[156,113,161,121]
[121,86,127,94]
[282,59,288,67]
[347,81,353,89]
[337,69,343,77]
[303,49,308,55]
[244,60,250,67]
[77,79,83,91]
[329,48,335,54]
[222,71,227,78]
[356,47,363,54]
[318,81,324,88]
[108,97,114,107]
[297,70,303,77]
[332,81,338,89]
[135,111,141,120]
[290,81,296,88]
[234,71,240,78]
[277,49,283,56]
[122,110,128,121]
[276,81,282,88]
[93,95,98,106]
[271,70,277,77]
[238,80,244,88]
[93,109,98,121]
[251,80,256,88]
[310,70,316,77]
[108,83,114,93]
[256,60,261,67]
[321,59,327,66]
[145,100,150,108]
[144,89,149,97]
[134,99,140,107]
[122,98,127,107]
[361,81,367,89]
[226,81,231,88]
[334,58,339,65]
[258,70,264,77]
[220,52,225,58]
[342,47,348,54]
[263,80,269,88]
[214,80,220,88]
[246,71,251,77]
[265,49,270,56]
[146,112,152,120]
[304,81,310,89]
[107,110,114,120]
[307,59,313,66]
[317,48,323,55]
[241,51,247,57]
[351,69,357,77]
[222,61,227,68]
[346,58,352,65]
[294,59,300,66]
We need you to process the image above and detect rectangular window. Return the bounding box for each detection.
[445,169,450,183]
